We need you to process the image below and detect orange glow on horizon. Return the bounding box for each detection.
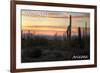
[22,26,66,32]
[22,26,89,36]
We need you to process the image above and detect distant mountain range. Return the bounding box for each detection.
[22,33,89,41]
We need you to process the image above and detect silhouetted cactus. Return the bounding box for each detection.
[67,15,72,40]
[78,27,81,40]
[78,27,82,49]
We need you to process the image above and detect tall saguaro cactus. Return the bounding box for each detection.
[83,21,87,37]
[78,27,82,48]
[67,15,72,40]
[78,27,81,41]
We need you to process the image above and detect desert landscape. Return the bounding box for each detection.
[21,10,90,63]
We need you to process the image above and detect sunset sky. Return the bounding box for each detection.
[21,10,90,36]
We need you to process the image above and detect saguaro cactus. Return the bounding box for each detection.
[83,21,87,37]
[67,15,72,40]
[78,27,82,48]
[78,27,81,40]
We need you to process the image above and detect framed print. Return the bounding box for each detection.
[10,0,97,72]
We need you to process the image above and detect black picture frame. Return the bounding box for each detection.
[10,0,97,73]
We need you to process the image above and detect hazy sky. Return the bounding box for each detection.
[21,10,90,36]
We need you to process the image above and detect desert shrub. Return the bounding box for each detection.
[22,48,42,59]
